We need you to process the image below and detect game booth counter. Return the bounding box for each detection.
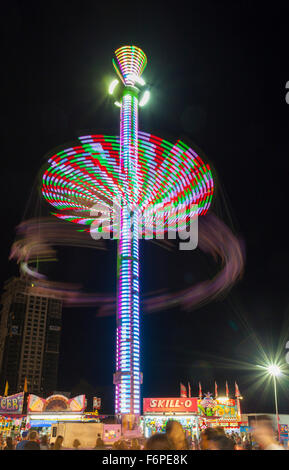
[141,394,242,440]
[141,397,200,441]
[0,392,26,439]
[26,393,122,446]
[26,393,86,436]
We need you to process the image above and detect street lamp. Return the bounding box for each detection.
[267,364,281,441]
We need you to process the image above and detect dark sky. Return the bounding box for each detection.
[2,1,289,414]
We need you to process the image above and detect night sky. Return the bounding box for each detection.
[2,1,289,414]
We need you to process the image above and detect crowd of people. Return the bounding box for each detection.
[0,415,286,450]
[0,431,64,450]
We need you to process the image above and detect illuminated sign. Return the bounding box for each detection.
[28,413,83,421]
[27,394,86,413]
[198,398,237,419]
[93,397,101,410]
[143,398,198,413]
[0,393,24,415]
[30,420,54,427]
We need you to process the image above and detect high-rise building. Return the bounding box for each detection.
[0,277,62,396]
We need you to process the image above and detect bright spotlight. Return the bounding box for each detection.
[136,76,145,86]
[114,101,121,108]
[267,364,281,377]
[139,90,150,107]
[109,79,119,95]
[127,74,146,86]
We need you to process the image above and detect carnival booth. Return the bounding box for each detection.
[26,393,86,437]
[0,393,26,439]
[141,397,199,440]
[198,394,241,434]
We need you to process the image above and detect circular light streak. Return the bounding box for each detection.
[139,90,150,107]
[42,132,214,232]
[108,79,119,95]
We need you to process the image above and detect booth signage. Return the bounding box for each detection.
[0,393,24,415]
[30,420,55,427]
[197,398,237,419]
[143,397,198,413]
[280,424,289,444]
[93,397,101,410]
[27,394,86,412]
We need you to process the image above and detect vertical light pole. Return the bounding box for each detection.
[267,364,281,441]
[111,46,148,425]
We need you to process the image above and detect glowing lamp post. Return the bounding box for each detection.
[267,364,281,441]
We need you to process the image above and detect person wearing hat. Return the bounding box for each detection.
[16,431,29,450]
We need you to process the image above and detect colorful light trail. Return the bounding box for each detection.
[42,132,213,230]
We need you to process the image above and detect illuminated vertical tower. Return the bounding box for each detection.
[41,45,214,421]
[112,46,148,417]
